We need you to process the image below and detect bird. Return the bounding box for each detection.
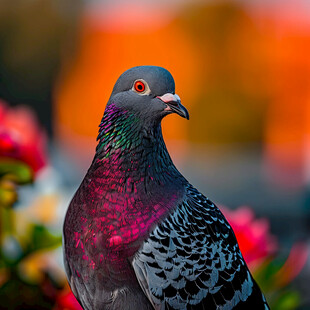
[63,66,270,310]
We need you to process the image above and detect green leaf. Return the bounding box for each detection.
[0,159,33,185]
[0,184,18,208]
[27,225,62,253]
[253,256,289,291]
[272,290,300,310]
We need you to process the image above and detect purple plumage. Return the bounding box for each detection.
[63,66,269,310]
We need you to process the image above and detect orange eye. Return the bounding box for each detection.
[134,81,146,93]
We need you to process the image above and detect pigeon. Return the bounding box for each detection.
[63,66,269,310]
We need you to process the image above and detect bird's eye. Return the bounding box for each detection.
[132,79,151,95]
[134,81,146,93]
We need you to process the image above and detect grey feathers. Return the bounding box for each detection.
[132,184,266,309]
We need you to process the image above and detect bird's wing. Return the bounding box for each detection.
[132,185,268,310]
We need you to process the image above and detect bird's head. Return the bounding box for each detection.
[107,66,189,124]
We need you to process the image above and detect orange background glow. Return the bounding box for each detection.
[55,1,310,189]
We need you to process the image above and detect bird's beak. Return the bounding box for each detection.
[157,93,189,120]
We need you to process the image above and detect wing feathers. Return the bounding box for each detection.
[132,184,269,309]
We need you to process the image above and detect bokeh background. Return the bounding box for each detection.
[0,0,310,309]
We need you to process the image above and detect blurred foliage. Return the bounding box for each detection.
[223,206,309,310]
[253,259,302,310]
[255,259,302,310]
[0,160,33,207]
[0,160,33,185]
[0,226,62,309]
[0,160,62,309]
[0,100,66,308]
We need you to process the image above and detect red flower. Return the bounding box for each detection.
[0,100,47,173]
[54,289,83,310]
[221,206,278,269]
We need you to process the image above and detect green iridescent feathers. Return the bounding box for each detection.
[96,104,139,157]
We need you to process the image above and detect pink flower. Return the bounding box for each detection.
[221,206,278,269]
[0,100,47,173]
[54,289,83,310]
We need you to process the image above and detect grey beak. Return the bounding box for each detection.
[157,93,189,120]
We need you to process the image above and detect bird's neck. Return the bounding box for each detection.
[75,104,185,257]
[94,103,177,177]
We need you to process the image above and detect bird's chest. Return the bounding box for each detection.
[65,174,181,280]
[72,196,161,259]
